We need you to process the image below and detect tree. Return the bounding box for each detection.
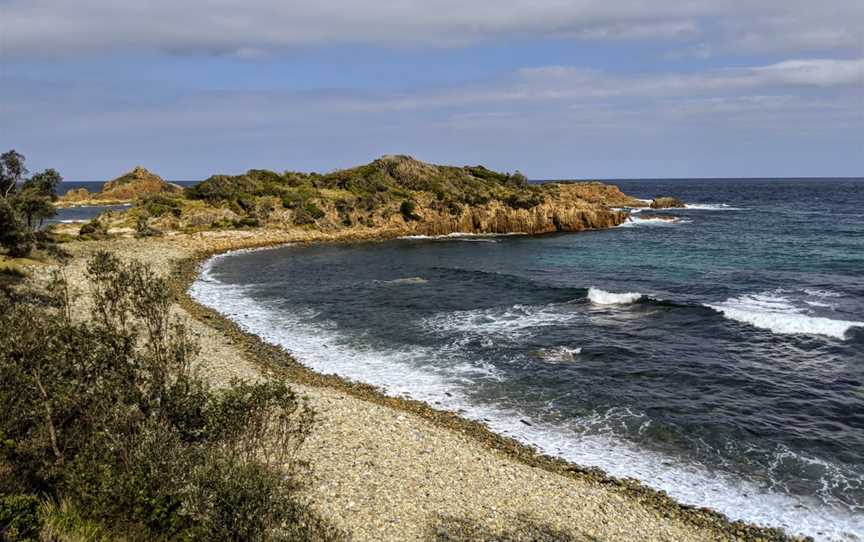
[0,200,32,257]
[16,169,62,229]
[0,151,62,257]
[508,170,528,188]
[0,150,27,198]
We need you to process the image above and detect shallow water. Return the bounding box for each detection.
[192,178,864,541]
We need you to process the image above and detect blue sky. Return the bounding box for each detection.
[1,1,862,180]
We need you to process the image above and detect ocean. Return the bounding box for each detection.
[190,178,864,541]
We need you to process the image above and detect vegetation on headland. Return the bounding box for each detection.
[0,252,342,541]
[54,154,645,240]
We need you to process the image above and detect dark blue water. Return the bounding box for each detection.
[192,179,864,540]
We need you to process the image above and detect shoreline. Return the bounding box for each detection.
[171,231,796,541]
[36,230,800,540]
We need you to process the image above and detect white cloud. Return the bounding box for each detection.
[1,0,862,58]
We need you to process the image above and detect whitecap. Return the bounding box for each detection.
[587,287,643,305]
[618,215,691,228]
[684,203,744,210]
[707,292,864,340]
[804,289,843,299]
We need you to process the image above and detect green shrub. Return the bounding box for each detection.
[232,217,260,228]
[135,215,162,237]
[0,254,341,541]
[78,218,107,237]
[400,200,421,221]
[141,193,183,218]
[0,494,41,542]
[0,200,33,257]
[505,191,544,210]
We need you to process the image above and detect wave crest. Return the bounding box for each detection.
[588,287,643,305]
[707,293,864,340]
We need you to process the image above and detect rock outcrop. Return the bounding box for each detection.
[558,182,647,208]
[410,186,629,235]
[59,166,181,206]
[650,196,685,209]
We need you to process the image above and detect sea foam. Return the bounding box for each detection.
[684,203,743,210]
[708,292,864,340]
[618,215,691,228]
[587,287,643,305]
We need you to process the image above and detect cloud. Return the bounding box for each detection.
[1,0,862,58]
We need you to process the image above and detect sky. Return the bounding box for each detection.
[1,1,863,181]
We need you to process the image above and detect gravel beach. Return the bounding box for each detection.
[36,230,799,542]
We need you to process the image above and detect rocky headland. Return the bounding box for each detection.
[56,155,656,239]
[58,165,182,207]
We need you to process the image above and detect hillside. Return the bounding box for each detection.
[59,166,181,206]
[61,155,648,238]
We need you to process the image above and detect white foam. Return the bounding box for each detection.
[588,287,643,305]
[399,232,525,242]
[537,345,582,362]
[805,289,844,299]
[618,215,691,228]
[191,254,863,541]
[708,292,864,340]
[684,203,744,210]
[423,302,582,342]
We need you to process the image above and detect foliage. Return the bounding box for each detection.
[37,499,112,542]
[0,151,62,256]
[0,200,34,257]
[0,494,40,541]
[140,193,183,218]
[400,200,420,221]
[0,253,342,541]
[0,150,27,199]
[78,218,108,238]
[182,156,545,229]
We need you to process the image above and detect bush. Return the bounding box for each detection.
[0,253,341,541]
[400,200,421,221]
[141,193,183,218]
[135,215,162,237]
[0,494,40,541]
[0,200,33,257]
[78,218,108,237]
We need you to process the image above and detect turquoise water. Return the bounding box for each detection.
[192,179,864,540]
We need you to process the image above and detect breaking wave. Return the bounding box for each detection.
[618,215,691,228]
[588,287,644,305]
[707,292,864,340]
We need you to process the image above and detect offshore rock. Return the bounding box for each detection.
[650,196,686,209]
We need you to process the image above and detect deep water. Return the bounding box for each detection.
[192,178,864,541]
